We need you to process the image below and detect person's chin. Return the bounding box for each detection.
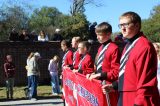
[98,40,103,43]
[122,33,128,38]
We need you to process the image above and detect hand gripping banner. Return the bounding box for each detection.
[63,69,107,106]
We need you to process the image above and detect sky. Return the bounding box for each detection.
[1,0,160,32]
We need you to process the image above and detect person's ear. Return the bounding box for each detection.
[107,32,111,36]
[134,23,139,28]
[106,32,111,39]
[64,45,67,49]
[84,47,87,52]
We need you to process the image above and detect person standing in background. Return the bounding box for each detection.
[153,43,160,94]
[30,31,38,41]
[4,55,16,99]
[38,30,49,42]
[48,55,61,95]
[25,52,34,98]
[9,28,19,41]
[19,29,30,41]
[52,29,63,41]
[88,22,97,42]
[26,52,41,100]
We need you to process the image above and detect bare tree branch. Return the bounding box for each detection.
[69,0,103,16]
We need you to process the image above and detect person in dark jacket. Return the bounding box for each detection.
[4,55,16,99]
[19,29,30,41]
[52,29,63,41]
[30,31,38,42]
[88,22,97,42]
[9,28,19,41]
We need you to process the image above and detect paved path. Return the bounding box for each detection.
[0,98,64,106]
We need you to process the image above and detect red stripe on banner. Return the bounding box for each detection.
[63,69,107,106]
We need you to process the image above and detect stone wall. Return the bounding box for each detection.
[0,41,99,86]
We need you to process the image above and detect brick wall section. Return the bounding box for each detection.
[0,41,99,86]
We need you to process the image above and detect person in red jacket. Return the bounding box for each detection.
[61,40,73,69]
[87,22,120,106]
[4,55,16,99]
[71,36,81,69]
[61,40,73,104]
[102,11,160,106]
[73,41,94,75]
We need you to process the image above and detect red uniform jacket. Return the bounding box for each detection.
[97,41,120,82]
[118,32,160,106]
[73,50,80,69]
[62,50,73,67]
[97,41,120,106]
[78,53,94,75]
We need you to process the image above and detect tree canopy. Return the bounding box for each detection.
[0,1,160,42]
[29,7,89,40]
[0,1,90,41]
[0,5,29,40]
[141,4,160,42]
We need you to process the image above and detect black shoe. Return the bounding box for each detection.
[10,97,13,100]
[7,97,9,100]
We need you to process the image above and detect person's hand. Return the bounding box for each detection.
[25,65,28,71]
[86,73,95,79]
[63,65,70,70]
[60,75,62,79]
[72,69,78,73]
[86,74,91,79]
[61,71,64,74]
[102,84,113,94]
[88,73,101,80]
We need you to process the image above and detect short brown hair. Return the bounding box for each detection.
[95,22,112,34]
[53,55,60,62]
[28,52,34,59]
[72,36,82,43]
[61,40,70,48]
[79,41,91,50]
[120,11,141,28]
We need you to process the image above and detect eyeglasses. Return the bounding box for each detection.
[118,22,133,29]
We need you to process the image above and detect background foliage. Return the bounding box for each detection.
[141,5,160,42]
[0,0,160,42]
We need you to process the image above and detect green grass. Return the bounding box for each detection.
[0,85,55,99]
